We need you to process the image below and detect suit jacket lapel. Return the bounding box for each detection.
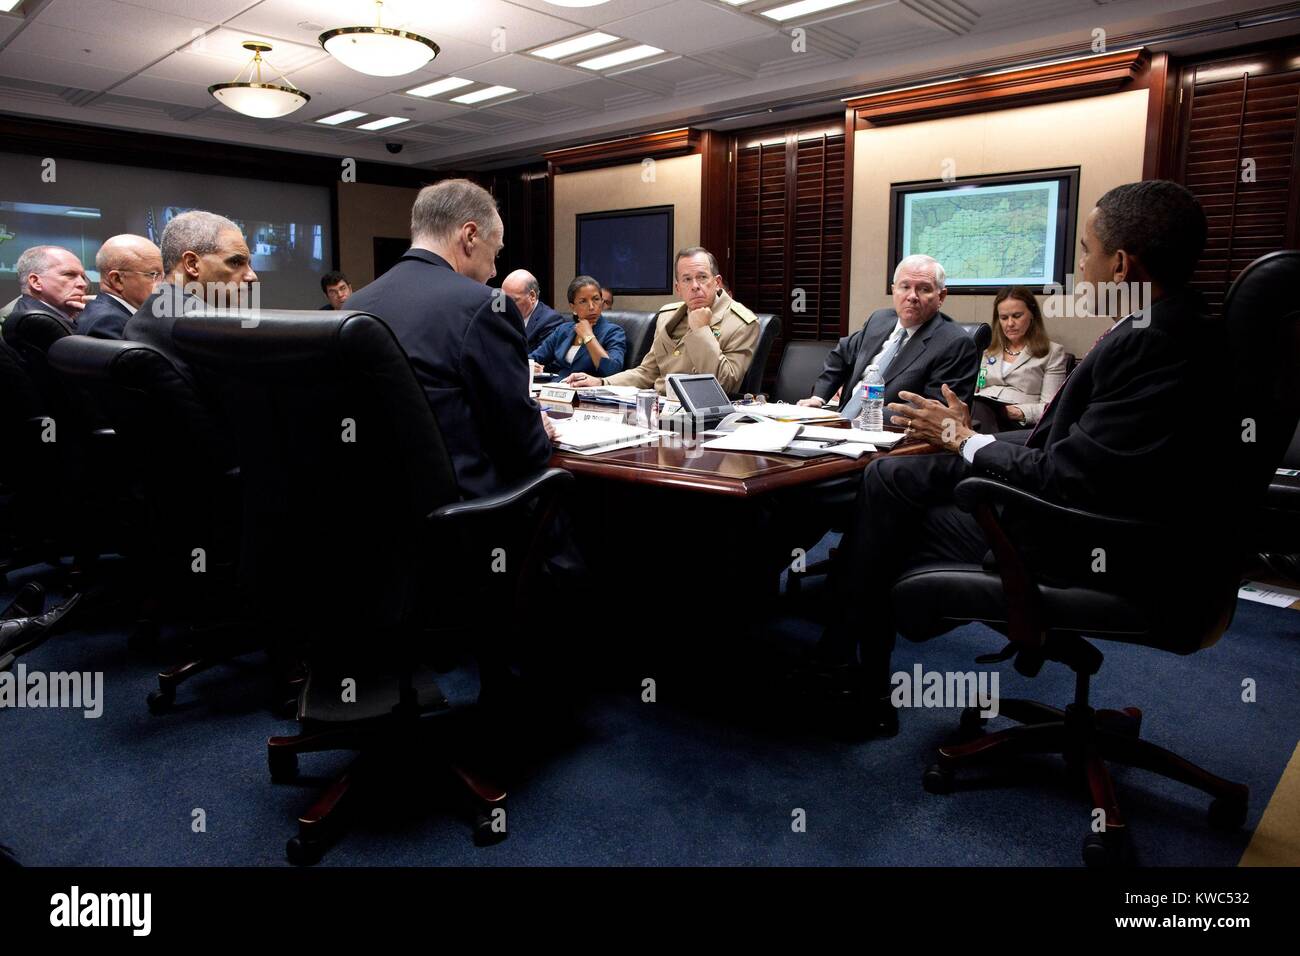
[849,314,895,390]
[883,320,932,384]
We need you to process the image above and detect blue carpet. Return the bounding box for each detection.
[2,540,1297,867]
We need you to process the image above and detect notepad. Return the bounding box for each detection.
[745,402,844,422]
[552,418,654,451]
[702,421,801,453]
[797,425,905,447]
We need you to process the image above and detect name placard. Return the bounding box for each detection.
[539,385,578,404]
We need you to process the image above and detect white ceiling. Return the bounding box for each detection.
[0,0,1295,170]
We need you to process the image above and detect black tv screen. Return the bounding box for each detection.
[576,205,673,295]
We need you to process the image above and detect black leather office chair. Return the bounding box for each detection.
[47,335,248,707]
[961,320,992,354]
[602,310,657,370]
[772,340,834,405]
[1,309,121,581]
[737,313,781,397]
[0,338,57,575]
[171,309,572,864]
[890,250,1300,866]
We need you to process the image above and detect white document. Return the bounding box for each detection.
[798,425,905,447]
[788,439,872,459]
[1237,582,1300,608]
[702,421,800,453]
[573,385,642,399]
[749,402,844,422]
[552,418,653,451]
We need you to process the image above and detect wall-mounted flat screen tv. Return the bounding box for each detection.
[888,167,1080,294]
[576,205,674,295]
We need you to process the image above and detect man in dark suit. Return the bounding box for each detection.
[502,269,565,352]
[123,210,258,385]
[8,245,88,329]
[806,181,1219,735]
[78,234,163,340]
[345,179,553,500]
[798,254,978,416]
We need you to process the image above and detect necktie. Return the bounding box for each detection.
[841,327,906,420]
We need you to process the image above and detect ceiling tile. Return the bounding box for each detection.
[605,0,774,55]
[5,21,163,73]
[31,0,211,46]
[348,92,470,123]
[401,0,586,51]
[117,0,252,19]
[0,49,130,91]
[504,0,680,29]
[460,53,589,93]
[109,73,219,109]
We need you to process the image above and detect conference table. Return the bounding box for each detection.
[544,399,930,496]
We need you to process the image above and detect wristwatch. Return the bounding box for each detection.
[580,334,594,346]
[957,435,972,458]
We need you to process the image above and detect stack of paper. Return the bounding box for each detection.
[797,425,905,447]
[702,421,801,453]
[551,418,664,455]
[573,385,642,406]
[748,402,843,422]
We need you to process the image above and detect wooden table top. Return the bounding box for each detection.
[544,400,930,497]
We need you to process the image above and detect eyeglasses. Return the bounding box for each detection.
[677,273,716,287]
[121,270,164,281]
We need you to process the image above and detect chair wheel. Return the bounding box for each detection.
[472,810,508,847]
[268,749,298,783]
[146,688,174,715]
[1082,830,1126,867]
[922,764,954,795]
[286,836,322,866]
[1208,796,1247,830]
[128,620,159,654]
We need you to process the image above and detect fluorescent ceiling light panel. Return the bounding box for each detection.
[316,110,368,125]
[576,44,664,71]
[406,76,474,97]
[762,0,857,21]
[450,85,516,104]
[0,0,23,11]
[531,32,619,60]
[356,115,410,130]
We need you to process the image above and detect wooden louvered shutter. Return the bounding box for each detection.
[1175,53,1300,316]
[731,122,846,388]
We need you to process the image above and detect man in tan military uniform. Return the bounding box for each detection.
[565,246,759,395]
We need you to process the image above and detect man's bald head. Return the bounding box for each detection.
[501,269,540,320]
[95,234,163,309]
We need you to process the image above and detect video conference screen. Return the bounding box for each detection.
[576,205,673,295]
[0,152,332,309]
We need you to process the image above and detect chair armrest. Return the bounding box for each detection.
[953,475,1161,535]
[427,467,573,528]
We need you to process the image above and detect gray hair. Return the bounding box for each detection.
[160,210,241,274]
[674,246,719,277]
[893,253,946,290]
[16,245,66,291]
[411,178,500,244]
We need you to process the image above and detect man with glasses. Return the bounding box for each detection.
[78,234,163,340]
[567,247,758,395]
[8,245,89,329]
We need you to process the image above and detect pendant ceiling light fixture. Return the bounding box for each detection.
[208,41,311,118]
[319,0,439,77]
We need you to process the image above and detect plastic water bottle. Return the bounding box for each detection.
[854,364,884,431]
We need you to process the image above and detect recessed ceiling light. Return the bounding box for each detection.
[406,76,473,97]
[316,110,368,125]
[530,32,619,61]
[761,0,858,21]
[0,0,24,11]
[576,44,664,71]
[450,85,516,104]
[356,115,410,130]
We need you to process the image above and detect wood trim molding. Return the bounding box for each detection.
[1136,51,1175,180]
[698,129,734,284]
[544,128,698,174]
[846,49,1150,128]
[840,105,855,336]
